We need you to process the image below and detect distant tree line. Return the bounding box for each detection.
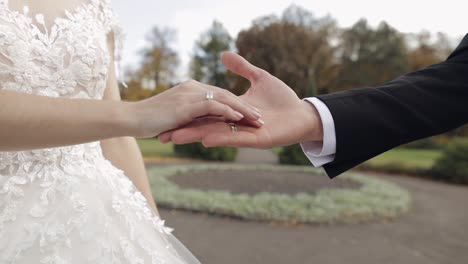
[121,4,466,139]
[122,5,455,99]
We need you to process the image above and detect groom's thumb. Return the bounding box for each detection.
[221,52,265,84]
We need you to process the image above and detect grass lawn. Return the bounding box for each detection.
[138,139,442,174]
[137,139,175,157]
[272,147,283,155]
[365,148,442,170]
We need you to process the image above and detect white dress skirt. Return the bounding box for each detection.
[0,0,201,263]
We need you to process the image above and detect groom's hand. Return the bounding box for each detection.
[159,52,324,148]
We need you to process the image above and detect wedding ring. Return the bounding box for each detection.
[205,90,214,101]
[229,123,238,133]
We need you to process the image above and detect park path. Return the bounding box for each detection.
[234,148,278,164]
[159,172,468,264]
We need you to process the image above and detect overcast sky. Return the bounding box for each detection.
[111,0,466,80]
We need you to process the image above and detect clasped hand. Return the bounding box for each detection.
[129,52,324,149]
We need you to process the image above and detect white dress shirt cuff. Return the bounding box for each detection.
[300,97,337,167]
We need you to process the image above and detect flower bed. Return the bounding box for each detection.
[149,164,411,224]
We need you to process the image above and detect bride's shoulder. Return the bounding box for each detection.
[92,0,113,8]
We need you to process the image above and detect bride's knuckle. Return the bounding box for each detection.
[179,79,193,90]
[176,107,189,122]
[221,104,230,115]
[173,95,186,105]
[215,91,227,100]
[222,89,234,96]
[206,101,218,112]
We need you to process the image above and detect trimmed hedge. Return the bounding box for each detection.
[431,138,468,184]
[279,144,310,165]
[174,143,238,162]
[149,164,411,224]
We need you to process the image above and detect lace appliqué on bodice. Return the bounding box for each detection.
[0,1,190,263]
[0,0,123,99]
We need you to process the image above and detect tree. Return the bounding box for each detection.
[139,27,180,92]
[234,5,339,97]
[433,32,454,59]
[335,19,409,91]
[190,21,233,88]
[233,5,340,162]
[120,68,157,101]
[406,31,440,71]
[406,31,453,72]
[174,21,238,161]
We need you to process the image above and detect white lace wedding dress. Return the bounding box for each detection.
[0,0,201,263]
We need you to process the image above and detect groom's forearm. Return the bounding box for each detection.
[301,34,468,177]
[318,61,468,177]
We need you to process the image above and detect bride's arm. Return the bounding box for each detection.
[100,59,159,214]
[0,73,262,152]
[101,136,159,213]
[0,89,132,151]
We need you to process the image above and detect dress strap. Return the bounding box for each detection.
[96,0,127,88]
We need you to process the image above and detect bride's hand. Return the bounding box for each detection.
[159,52,324,148]
[125,79,264,138]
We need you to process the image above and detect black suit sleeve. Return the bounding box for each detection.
[317,34,468,178]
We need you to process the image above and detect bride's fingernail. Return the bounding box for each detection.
[258,119,265,125]
[252,110,262,119]
[235,111,244,120]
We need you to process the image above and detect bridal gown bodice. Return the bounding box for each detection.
[0,0,199,263]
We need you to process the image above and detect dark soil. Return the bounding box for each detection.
[170,169,361,195]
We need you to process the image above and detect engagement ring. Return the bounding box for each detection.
[229,123,238,133]
[205,90,214,101]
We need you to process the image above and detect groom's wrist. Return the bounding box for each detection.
[299,100,324,142]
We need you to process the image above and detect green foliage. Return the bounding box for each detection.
[279,144,310,165]
[406,31,452,72]
[174,143,238,162]
[176,22,238,162]
[336,19,409,91]
[456,124,468,137]
[121,78,159,101]
[365,148,442,170]
[140,27,180,89]
[402,137,442,150]
[190,21,233,87]
[148,164,411,224]
[122,26,180,101]
[124,4,455,100]
[359,163,429,176]
[359,148,441,177]
[431,139,468,184]
[136,139,174,157]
